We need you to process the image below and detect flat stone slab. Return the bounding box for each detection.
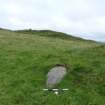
[46,64,67,88]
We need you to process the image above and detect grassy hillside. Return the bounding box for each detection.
[0,29,105,105]
[15,29,92,41]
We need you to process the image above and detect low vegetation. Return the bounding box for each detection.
[0,29,105,105]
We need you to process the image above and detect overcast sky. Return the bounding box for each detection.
[0,0,105,41]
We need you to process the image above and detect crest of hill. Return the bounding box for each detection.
[15,29,94,42]
[0,27,11,31]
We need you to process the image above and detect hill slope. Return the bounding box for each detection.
[15,29,94,41]
[0,29,105,105]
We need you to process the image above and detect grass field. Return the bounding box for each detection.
[0,29,105,105]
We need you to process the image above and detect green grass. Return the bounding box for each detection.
[0,29,105,105]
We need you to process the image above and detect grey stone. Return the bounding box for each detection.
[46,65,67,88]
